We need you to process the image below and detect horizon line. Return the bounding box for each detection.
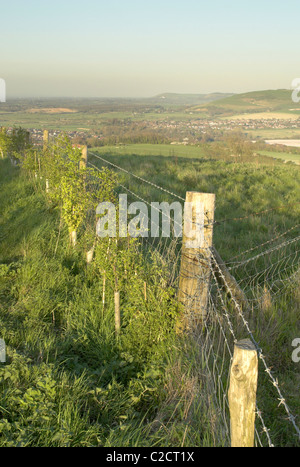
[2,88,291,101]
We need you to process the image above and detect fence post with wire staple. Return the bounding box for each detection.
[228,339,258,448]
[178,192,215,326]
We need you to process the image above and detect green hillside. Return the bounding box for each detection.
[192,89,300,117]
[149,92,234,106]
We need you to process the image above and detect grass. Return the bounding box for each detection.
[223,112,300,121]
[0,158,224,447]
[89,147,300,446]
[246,128,300,140]
[91,144,206,159]
[192,89,300,116]
[0,150,299,447]
[0,109,206,131]
[258,150,300,165]
[90,147,300,260]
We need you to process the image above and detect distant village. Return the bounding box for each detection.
[6,114,300,146]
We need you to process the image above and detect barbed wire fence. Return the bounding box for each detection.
[18,136,300,447]
[87,150,300,447]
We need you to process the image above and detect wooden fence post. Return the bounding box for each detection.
[43,130,49,151]
[70,230,77,247]
[114,291,121,334]
[80,145,88,170]
[45,179,50,194]
[86,246,95,264]
[228,339,258,448]
[178,192,215,326]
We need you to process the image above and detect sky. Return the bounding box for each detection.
[1,0,300,98]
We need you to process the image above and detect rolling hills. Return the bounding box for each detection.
[191,89,300,117]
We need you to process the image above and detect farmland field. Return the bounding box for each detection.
[91,143,206,159]
[223,112,300,121]
[258,150,300,165]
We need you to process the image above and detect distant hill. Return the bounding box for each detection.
[149,92,234,106]
[191,89,299,116]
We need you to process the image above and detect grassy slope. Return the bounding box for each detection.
[90,148,300,259]
[148,92,234,106]
[192,89,300,117]
[94,149,300,444]
[258,150,300,164]
[91,144,206,159]
[0,154,299,446]
[0,159,221,447]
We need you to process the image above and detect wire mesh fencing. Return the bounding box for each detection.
[87,151,300,447]
[29,143,300,446]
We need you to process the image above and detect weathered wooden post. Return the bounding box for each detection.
[178,192,215,327]
[228,339,258,448]
[43,130,49,151]
[80,145,88,170]
[70,230,77,247]
[114,291,121,334]
[86,246,95,264]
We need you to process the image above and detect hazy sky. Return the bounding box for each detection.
[1,0,300,98]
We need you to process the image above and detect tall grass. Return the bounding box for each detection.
[0,153,299,446]
[0,158,224,447]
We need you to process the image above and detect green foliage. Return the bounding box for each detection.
[0,353,100,447]
[0,158,186,447]
[93,236,179,368]
[0,128,11,159]
[0,127,31,162]
[1,131,299,447]
[24,134,117,241]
